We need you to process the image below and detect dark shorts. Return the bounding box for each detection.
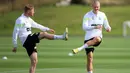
[84,37,102,55]
[23,32,40,56]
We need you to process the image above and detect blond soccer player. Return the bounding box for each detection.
[72,0,111,73]
[12,4,68,73]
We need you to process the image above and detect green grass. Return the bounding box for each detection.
[0,5,130,36]
[0,37,130,73]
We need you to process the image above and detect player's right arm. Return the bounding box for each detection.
[12,19,22,52]
[82,15,99,31]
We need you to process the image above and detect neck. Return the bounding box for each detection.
[92,10,98,14]
[24,13,29,17]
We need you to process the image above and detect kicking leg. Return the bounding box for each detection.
[29,52,38,73]
[72,36,101,54]
[38,28,68,40]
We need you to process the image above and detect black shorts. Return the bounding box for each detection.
[23,32,40,56]
[84,37,102,55]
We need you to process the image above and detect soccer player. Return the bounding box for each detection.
[12,4,68,73]
[72,0,111,73]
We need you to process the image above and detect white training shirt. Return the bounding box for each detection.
[12,14,50,48]
[82,10,111,40]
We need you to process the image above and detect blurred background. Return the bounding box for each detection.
[0,0,130,36]
[0,0,130,73]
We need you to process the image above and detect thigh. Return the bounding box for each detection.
[30,33,40,43]
[84,37,102,47]
[93,37,102,47]
[38,32,54,40]
[24,33,40,44]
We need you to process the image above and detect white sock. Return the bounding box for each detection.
[77,44,88,51]
[88,71,93,73]
[54,35,64,40]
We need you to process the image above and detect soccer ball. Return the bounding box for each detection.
[68,52,73,56]
[2,56,7,60]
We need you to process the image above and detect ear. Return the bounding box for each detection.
[25,10,29,14]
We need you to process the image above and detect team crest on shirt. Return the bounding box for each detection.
[99,17,101,20]
[25,20,28,23]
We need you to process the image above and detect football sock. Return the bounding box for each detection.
[88,71,93,73]
[77,44,88,51]
[54,35,64,40]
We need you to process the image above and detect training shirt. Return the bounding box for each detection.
[12,14,50,48]
[82,10,111,40]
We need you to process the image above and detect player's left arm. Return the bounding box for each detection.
[103,14,111,32]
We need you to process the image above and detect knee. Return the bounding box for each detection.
[94,37,101,43]
[40,32,47,34]
[39,32,47,39]
[40,32,47,36]
[32,59,38,66]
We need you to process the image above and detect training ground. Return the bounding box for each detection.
[0,37,130,73]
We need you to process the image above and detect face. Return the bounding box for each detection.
[92,1,100,13]
[27,8,35,16]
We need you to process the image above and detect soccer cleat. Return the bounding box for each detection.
[72,48,79,54]
[63,27,68,41]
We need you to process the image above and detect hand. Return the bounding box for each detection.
[106,28,111,32]
[47,29,55,34]
[12,47,17,53]
[95,25,102,30]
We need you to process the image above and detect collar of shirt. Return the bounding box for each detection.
[90,10,100,16]
[21,13,30,19]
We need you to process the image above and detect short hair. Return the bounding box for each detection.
[24,4,34,13]
[92,0,100,4]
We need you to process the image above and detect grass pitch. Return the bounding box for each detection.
[0,37,130,73]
